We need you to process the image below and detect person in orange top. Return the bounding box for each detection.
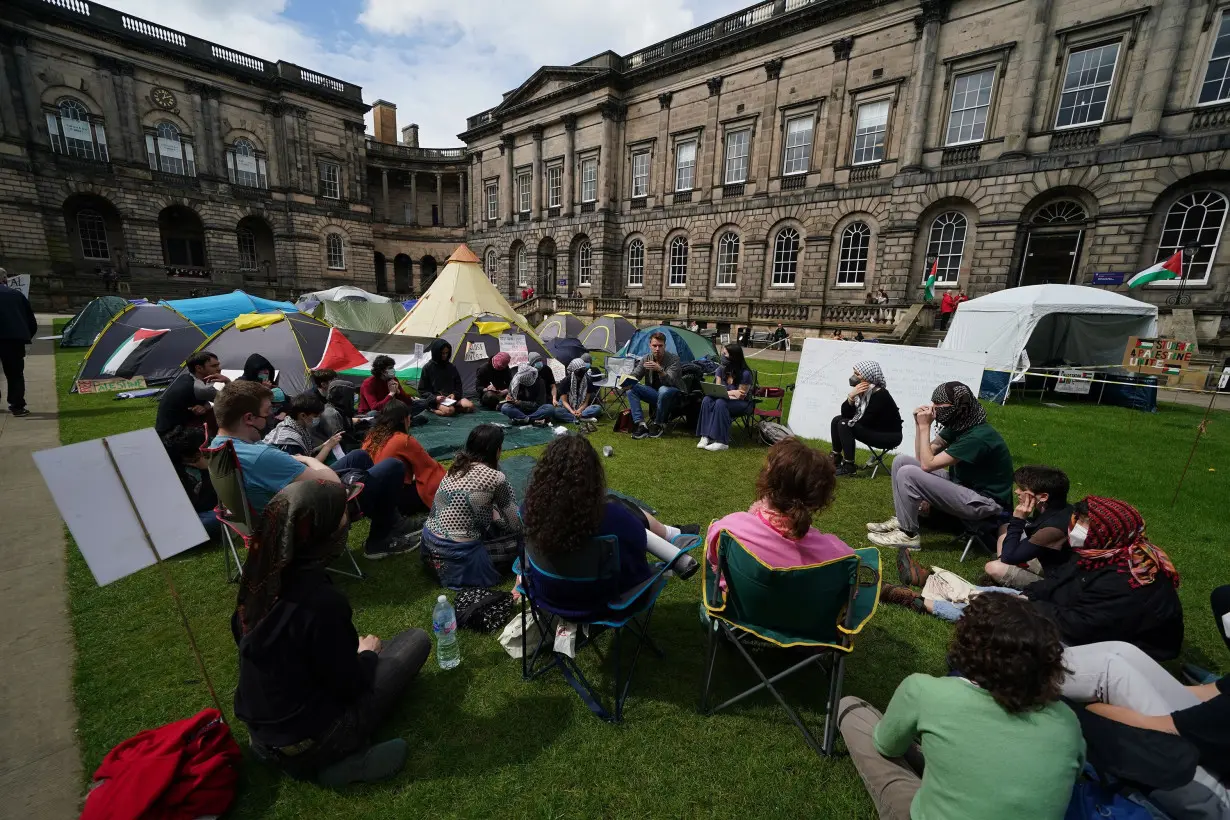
[362,401,445,516]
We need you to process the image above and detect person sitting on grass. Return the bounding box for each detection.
[475,352,513,410]
[695,343,753,453]
[866,381,1012,550]
[232,480,431,788]
[418,339,474,416]
[707,437,853,574]
[838,592,1084,820]
[316,381,364,454]
[522,436,700,605]
[309,368,337,401]
[1061,640,1229,819]
[501,357,556,426]
[829,360,902,476]
[421,424,523,588]
[210,380,417,559]
[264,393,343,462]
[359,355,423,416]
[362,401,445,517]
[984,465,1073,589]
[558,356,602,426]
[627,332,682,440]
[162,425,220,542]
[155,350,229,436]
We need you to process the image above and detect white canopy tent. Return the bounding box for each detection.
[940,285,1158,397]
[294,286,393,310]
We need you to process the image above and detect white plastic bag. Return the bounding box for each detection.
[498,611,547,660]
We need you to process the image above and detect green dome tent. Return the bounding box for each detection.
[60,295,129,347]
[311,299,407,333]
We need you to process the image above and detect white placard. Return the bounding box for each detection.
[61,118,93,142]
[414,343,424,355]
[32,428,209,586]
[235,153,258,174]
[464,341,489,362]
[788,339,988,456]
[1220,367,1229,391]
[1055,369,1094,395]
[157,136,183,160]
[499,333,529,366]
[6,273,30,298]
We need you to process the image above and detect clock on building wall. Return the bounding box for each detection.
[151,87,177,110]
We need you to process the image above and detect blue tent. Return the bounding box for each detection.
[402,299,418,311]
[163,290,296,336]
[617,325,717,363]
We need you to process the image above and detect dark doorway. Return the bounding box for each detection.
[420,255,438,293]
[1018,231,1082,287]
[159,206,206,268]
[538,238,557,297]
[431,205,439,227]
[393,253,411,293]
[374,253,388,292]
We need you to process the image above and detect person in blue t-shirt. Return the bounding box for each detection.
[209,380,417,559]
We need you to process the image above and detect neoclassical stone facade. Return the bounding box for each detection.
[462,0,1230,345]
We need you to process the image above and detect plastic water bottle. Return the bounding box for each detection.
[432,594,461,669]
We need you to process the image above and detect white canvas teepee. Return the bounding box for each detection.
[390,245,532,339]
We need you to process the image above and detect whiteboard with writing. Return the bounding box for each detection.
[788,339,988,456]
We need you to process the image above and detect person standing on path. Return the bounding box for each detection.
[0,268,37,416]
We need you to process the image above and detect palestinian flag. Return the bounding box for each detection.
[923,258,939,301]
[313,328,371,373]
[1127,251,1182,288]
[340,352,432,383]
[101,328,169,377]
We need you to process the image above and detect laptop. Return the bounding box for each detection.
[700,381,731,398]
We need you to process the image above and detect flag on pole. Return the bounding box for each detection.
[923,259,939,301]
[1127,251,1183,288]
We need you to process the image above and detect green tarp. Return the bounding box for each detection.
[411,410,555,461]
[312,300,407,333]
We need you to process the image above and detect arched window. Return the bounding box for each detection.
[326,234,346,270]
[517,245,529,287]
[485,249,498,284]
[926,212,968,285]
[837,222,872,286]
[716,232,739,287]
[627,239,645,286]
[668,236,689,287]
[1155,192,1228,285]
[772,228,800,287]
[576,240,593,286]
[48,98,108,161]
[146,122,196,177]
[226,138,268,189]
[76,209,110,260]
[1031,201,1086,225]
[237,228,257,269]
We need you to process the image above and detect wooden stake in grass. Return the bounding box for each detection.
[1171,389,1219,509]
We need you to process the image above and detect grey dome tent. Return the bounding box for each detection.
[536,311,585,341]
[73,303,208,387]
[60,295,129,347]
[438,314,559,397]
[578,314,637,354]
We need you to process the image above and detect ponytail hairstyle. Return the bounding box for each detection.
[754,437,836,539]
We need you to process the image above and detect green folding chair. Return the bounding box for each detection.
[700,530,881,756]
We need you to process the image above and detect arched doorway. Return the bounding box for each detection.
[393,253,412,293]
[538,238,557,296]
[158,205,206,269]
[420,255,438,293]
[1016,198,1088,287]
[62,194,125,275]
[237,215,276,283]
[374,252,388,293]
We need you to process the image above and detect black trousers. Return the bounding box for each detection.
[0,340,27,411]
[396,482,429,516]
[830,415,902,461]
[252,628,432,780]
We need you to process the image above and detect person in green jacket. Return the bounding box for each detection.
[839,592,1084,820]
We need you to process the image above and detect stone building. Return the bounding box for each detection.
[462,0,1230,348]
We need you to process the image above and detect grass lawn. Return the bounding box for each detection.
[55,335,1229,819]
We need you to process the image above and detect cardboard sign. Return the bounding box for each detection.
[76,376,148,394]
[6,273,30,297]
[464,341,489,362]
[1055,370,1094,395]
[1123,337,1194,377]
[499,333,530,366]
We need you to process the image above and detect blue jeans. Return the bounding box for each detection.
[332,449,406,543]
[696,396,752,445]
[554,405,601,423]
[627,384,680,425]
[198,510,221,541]
[500,402,555,422]
[931,587,1020,621]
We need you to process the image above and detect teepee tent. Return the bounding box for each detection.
[74,303,207,387]
[536,311,585,341]
[390,245,534,339]
[578,314,637,354]
[61,295,129,347]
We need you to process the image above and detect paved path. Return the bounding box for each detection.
[0,322,81,819]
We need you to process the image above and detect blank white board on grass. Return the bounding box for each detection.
[33,427,209,586]
[787,339,988,457]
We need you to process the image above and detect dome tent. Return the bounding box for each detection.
[310,299,407,333]
[163,290,297,337]
[578,314,636,354]
[294,285,393,311]
[391,245,533,339]
[437,313,559,397]
[618,324,718,363]
[938,284,1158,400]
[60,295,128,347]
[73,303,208,388]
[536,312,585,341]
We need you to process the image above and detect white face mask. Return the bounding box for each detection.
[1068,524,1088,548]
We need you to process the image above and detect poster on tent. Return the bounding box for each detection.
[1055,370,1094,395]
[464,341,489,362]
[499,334,529,366]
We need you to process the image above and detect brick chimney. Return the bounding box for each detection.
[371,99,397,145]
[401,123,419,148]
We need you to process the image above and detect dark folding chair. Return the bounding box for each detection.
[701,531,881,756]
[865,446,891,478]
[730,370,760,441]
[748,383,793,442]
[957,512,1006,563]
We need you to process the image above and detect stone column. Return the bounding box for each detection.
[562,116,577,218]
[206,91,225,176]
[900,2,947,172]
[95,56,138,162]
[409,172,418,225]
[755,60,784,189]
[11,36,46,147]
[471,153,483,230]
[654,93,672,200]
[599,103,624,212]
[501,135,515,225]
[531,128,544,220]
[1128,0,1188,141]
[459,172,467,226]
[702,76,724,197]
[820,38,854,186]
[1002,0,1054,157]
[381,168,389,221]
[435,172,443,225]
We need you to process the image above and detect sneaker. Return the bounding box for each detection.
[9,408,29,417]
[317,738,408,788]
[835,461,859,477]
[897,546,930,586]
[868,529,921,550]
[648,422,665,439]
[631,423,651,440]
[670,552,700,580]
[697,437,711,449]
[677,523,701,536]
[509,417,531,427]
[866,516,901,534]
[391,514,424,538]
[531,418,550,428]
[881,583,927,613]
[364,533,417,559]
[704,442,729,451]
[1182,663,1222,685]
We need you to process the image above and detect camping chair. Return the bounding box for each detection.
[731,371,761,440]
[865,446,891,478]
[514,534,696,723]
[205,439,366,582]
[956,513,1006,563]
[701,531,881,756]
[593,356,635,418]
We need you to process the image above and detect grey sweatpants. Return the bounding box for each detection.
[890,455,1001,532]
[1063,642,1230,819]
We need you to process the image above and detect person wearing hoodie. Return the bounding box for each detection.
[237,353,286,412]
[418,339,473,416]
[475,352,513,410]
[315,381,365,454]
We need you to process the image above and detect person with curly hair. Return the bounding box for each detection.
[839,592,1084,820]
[362,401,445,516]
[706,437,853,575]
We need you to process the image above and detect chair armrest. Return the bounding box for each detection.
[840,547,882,636]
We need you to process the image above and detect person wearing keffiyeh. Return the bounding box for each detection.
[867,380,1013,550]
[830,359,902,475]
[558,356,601,424]
[499,357,556,425]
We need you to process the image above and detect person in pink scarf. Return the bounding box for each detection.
[707,437,853,575]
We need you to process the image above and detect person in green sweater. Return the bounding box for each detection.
[839,592,1084,820]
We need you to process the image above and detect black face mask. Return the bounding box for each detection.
[721,356,731,368]
[849,376,861,387]
[934,405,956,424]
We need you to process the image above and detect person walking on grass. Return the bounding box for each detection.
[0,267,37,417]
